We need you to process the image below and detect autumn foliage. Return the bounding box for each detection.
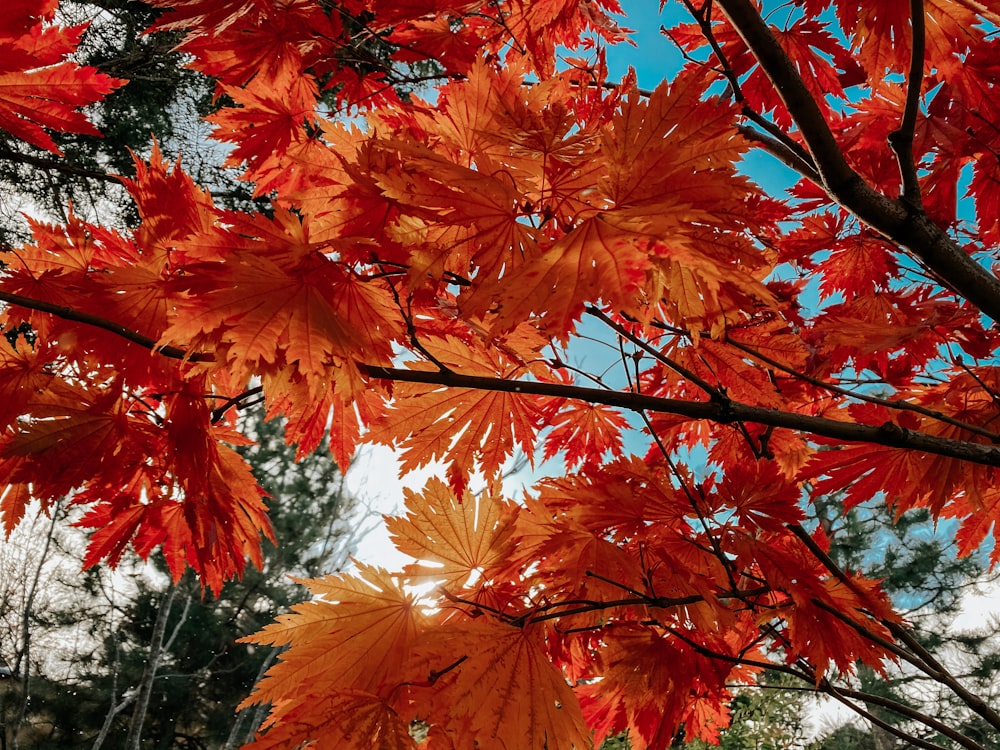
[2,0,1000,747]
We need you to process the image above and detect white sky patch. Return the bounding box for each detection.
[948,575,1000,633]
[345,444,441,570]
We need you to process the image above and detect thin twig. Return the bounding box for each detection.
[0,290,213,362]
[790,523,1000,733]
[667,625,964,750]
[832,682,988,750]
[727,337,1000,443]
[736,124,822,183]
[585,306,722,397]
[676,0,817,171]
[819,681,955,750]
[211,386,265,423]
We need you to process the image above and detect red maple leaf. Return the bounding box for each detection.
[0,2,123,153]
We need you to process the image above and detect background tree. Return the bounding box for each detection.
[809,495,1000,750]
[0,0,227,245]
[0,6,372,747]
[1,1,1000,749]
[648,496,1000,750]
[0,412,362,749]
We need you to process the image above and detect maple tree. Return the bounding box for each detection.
[2,0,1000,747]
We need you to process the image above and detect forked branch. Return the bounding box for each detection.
[888,0,927,207]
[712,0,1000,323]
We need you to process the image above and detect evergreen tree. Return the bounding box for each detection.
[811,495,999,750]
[0,0,239,244]
[2,413,362,748]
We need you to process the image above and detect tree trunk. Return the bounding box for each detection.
[123,583,178,750]
[223,648,280,750]
[10,502,61,750]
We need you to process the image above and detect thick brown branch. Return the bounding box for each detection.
[889,0,926,207]
[712,0,858,193]
[713,0,1000,323]
[6,286,1000,468]
[364,365,1000,467]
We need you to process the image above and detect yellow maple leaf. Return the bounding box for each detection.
[242,564,429,708]
[385,477,516,591]
[419,619,592,750]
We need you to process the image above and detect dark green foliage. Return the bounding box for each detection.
[3,414,361,748]
[0,0,252,243]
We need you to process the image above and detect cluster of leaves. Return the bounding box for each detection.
[1,0,1000,748]
[0,413,361,747]
[0,0,121,152]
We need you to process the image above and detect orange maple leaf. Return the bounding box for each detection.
[495,216,651,337]
[207,60,321,183]
[242,564,429,711]
[368,334,547,494]
[161,206,402,392]
[542,400,629,468]
[579,623,751,749]
[417,619,592,750]
[385,477,516,591]
[246,690,416,750]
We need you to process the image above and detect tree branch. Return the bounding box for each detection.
[364,365,1000,467]
[675,0,817,172]
[736,124,821,183]
[6,286,1000,469]
[0,290,213,362]
[819,681,958,750]
[889,0,927,208]
[726,338,1000,443]
[845,688,988,750]
[713,0,1000,323]
[0,145,121,184]
[585,306,722,397]
[668,626,969,750]
[712,0,858,193]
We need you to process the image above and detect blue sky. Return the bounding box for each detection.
[608,1,687,84]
